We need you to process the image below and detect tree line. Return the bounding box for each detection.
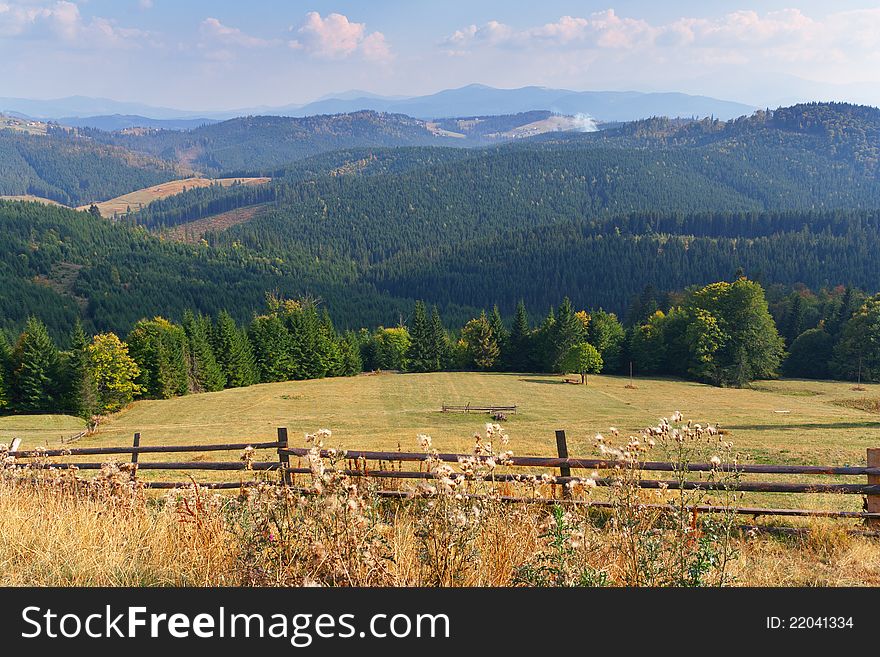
[4,277,880,418]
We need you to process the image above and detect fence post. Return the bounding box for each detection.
[868,448,880,529]
[555,429,571,499]
[130,432,140,482]
[277,427,290,486]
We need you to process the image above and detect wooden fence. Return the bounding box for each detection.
[6,429,880,532]
[441,403,517,414]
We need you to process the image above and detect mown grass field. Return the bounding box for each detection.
[4,372,879,463]
[79,176,270,217]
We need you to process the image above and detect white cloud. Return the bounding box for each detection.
[442,7,880,64]
[138,0,153,9]
[0,0,148,47]
[289,11,391,61]
[200,17,274,49]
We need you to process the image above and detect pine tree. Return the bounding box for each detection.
[11,317,62,413]
[183,311,226,392]
[214,311,257,388]
[407,301,434,372]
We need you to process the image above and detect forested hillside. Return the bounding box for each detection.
[2,102,880,345]
[0,128,178,205]
[0,200,409,341]
[85,112,470,173]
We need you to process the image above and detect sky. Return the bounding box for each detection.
[1,0,880,110]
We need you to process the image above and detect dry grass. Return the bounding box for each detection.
[80,177,271,217]
[2,473,878,587]
[0,477,234,586]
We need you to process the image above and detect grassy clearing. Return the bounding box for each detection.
[80,177,271,217]
[0,194,64,206]
[0,413,86,444]
[4,372,879,462]
[164,203,269,242]
[0,115,47,135]
[71,372,880,463]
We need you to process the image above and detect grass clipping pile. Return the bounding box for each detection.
[1,413,879,587]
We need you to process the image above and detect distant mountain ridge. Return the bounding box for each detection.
[58,115,220,131]
[2,84,756,124]
[282,84,756,122]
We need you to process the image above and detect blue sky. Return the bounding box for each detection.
[2,1,880,109]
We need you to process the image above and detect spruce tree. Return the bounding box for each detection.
[286,303,324,380]
[429,306,449,371]
[534,306,557,372]
[12,317,62,413]
[318,309,343,377]
[782,294,805,346]
[127,318,190,399]
[407,301,433,372]
[0,331,11,412]
[551,298,586,372]
[488,305,509,370]
[64,319,98,418]
[248,314,293,383]
[214,311,257,388]
[183,311,226,392]
[586,309,626,373]
[507,300,533,372]
[461,312,500,370]
[338,331,363,377]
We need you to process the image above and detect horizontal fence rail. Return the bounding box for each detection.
[441,404,517,413]
[11,441,285,459]
[280,447,880,476]
[5,429,880,532]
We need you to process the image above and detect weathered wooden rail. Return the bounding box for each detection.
[5,429,880,530]
[441,403,517,414]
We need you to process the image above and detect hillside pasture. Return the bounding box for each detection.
[0,194,64,206]
[4,372,876,463]
[3,372,880,519]
[80,177,271,217]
